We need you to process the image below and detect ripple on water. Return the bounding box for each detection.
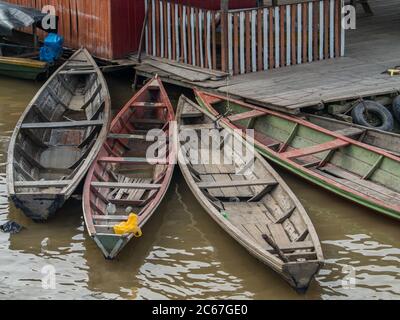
[135,245,252,300]
[317,234,400,299]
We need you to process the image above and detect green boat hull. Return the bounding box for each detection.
[0,61,47,80]
[255,147,400,221]
[196,93,400,221]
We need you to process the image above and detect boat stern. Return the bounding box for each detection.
[11,194,65,221]
[283,261,323,292]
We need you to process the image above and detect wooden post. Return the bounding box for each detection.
[133,0,150,90]
[221,0,229,72]
[138,0,150,63]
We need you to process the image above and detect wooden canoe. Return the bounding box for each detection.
[0,56,48,80]
[7,48,111,221]
[177,95,323,291]
[83,76,175,259]
[196,90,400,220]
[303,113,400,157]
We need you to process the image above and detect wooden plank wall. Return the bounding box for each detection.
[6,0,114,59]
[146,0,219,70]
[146,0,344,73]
[226,0,345,75]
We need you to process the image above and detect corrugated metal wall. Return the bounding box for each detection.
[110,0,145,59]
[5,0,115,59]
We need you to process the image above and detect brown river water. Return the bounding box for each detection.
[0,74,399,300]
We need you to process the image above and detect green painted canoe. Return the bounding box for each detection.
[196,90,400,221]
[0,56,48,80]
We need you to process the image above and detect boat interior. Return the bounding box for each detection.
[304,114,400,156]
[13,51,107,192]
[203,95,400,210]
[88,79,172,234]
[178,97,319,264]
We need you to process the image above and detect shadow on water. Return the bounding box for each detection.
[0,74,399,299]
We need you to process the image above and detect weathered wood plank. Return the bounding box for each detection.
[21,120,103,129]
[197,179,277,189]
[91,182,161,190]
[15,180,72,188]
[281,139,349,159]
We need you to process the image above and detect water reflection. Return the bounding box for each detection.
[0,74,399,300]
[319,234,400,299]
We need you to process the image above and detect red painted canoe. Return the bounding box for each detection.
[83,76,175,259]
[196,90,400,220]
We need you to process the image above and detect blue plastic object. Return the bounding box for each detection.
[40,33,64,63]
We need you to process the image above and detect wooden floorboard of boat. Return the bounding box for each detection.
[316,166,400,205]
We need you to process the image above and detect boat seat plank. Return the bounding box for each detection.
[148,84,160,91]
[181,124,221,131]
[107,199,146,206]
[334,127,366,137]
[131,102,167,108]
[267,241,315,253]
[281,139,350,159]
[15,180,72,188]
[93,215,129,221]
[227,110,266,122]
[108,134,147,140]
[285,252,317,261]
[197,179,277,189]
[64,63,94,69]
[91,182,161,190]
[59,70,97,75]
[130,118,166,125]
[21,120,103,130]
[98,157,165,165]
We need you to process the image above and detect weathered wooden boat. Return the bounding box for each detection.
[177,95,323,291]
[0,56,48,80]
[83,76,175,259]
[303,113,400,157]
[196,90,400,220]
[7,48,111,221]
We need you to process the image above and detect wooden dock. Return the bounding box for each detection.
[135,0,400,114]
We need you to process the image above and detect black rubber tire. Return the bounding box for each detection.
[351,100,394,132]
[392,95,400,123]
